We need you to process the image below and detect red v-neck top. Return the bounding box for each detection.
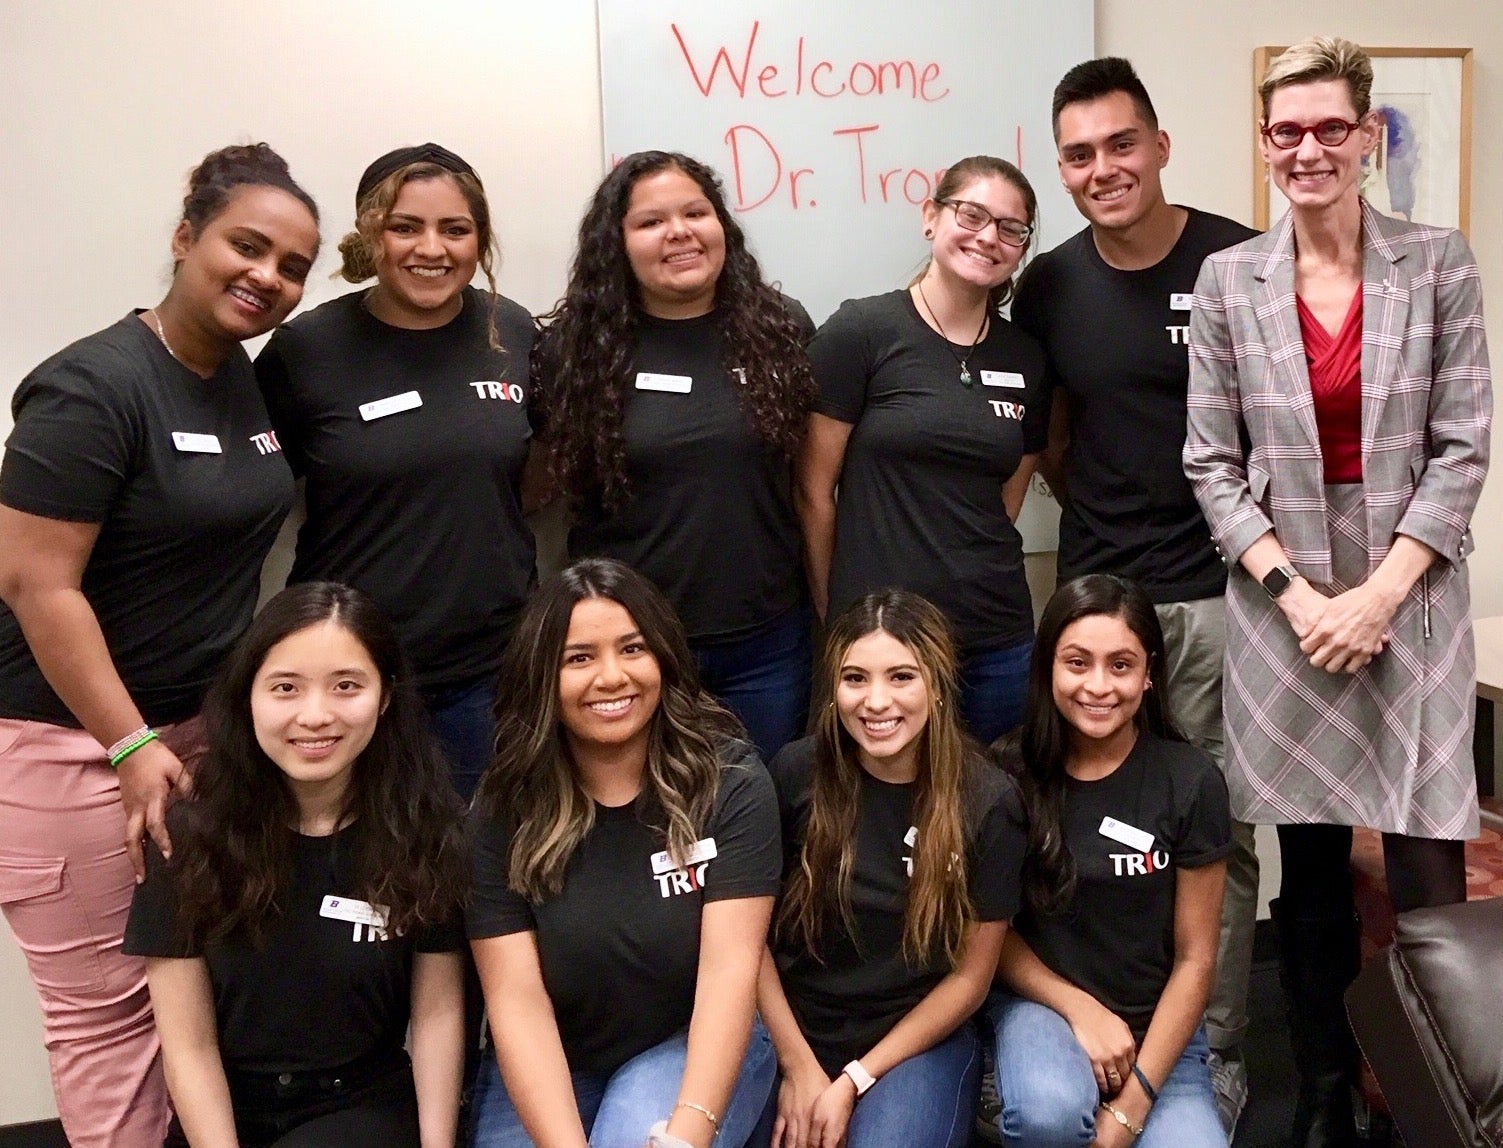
[1298,289,1363,483]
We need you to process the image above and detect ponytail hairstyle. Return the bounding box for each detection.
[911,155,1037,310]
[778,590,983,968]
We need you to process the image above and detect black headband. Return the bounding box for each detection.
[356,143,476,205]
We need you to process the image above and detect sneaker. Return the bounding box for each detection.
[974,1068,1003,1144]
[1207,1049,1249,1140]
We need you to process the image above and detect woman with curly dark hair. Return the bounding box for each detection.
[535,151,817,761]
[798,156,1048,743]
[468,559,780,1148]
[124,582,469,1147]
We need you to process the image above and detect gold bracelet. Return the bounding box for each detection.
[1099,1100,1145,1138]
[674,1101,720,1133]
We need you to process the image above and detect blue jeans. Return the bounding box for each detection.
[472,1021,776,1148]
[424,676,497,802]
[692,605,812,763]
[986,993,1226,1147]
[750,1021,980,1148]
[959,640,1032,744]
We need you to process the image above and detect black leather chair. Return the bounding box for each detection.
[1345,896,1503,1147]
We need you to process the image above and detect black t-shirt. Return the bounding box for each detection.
[256,289,538,690]
[1012,210,1256,603]
[768,737,1027,1075]
[1015,734,1231,1038]
[564,301,814,644]
[467,747,781,1075]
[0,314,295,726]
[809,290,1048,655]
[123,819,464,1075]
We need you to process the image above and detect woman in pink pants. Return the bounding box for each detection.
[0,143,319,1147]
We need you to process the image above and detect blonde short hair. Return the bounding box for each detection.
[1260,36,1373,121]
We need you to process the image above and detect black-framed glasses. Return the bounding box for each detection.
[937,198,1033,247]
[1261,118,1363,149]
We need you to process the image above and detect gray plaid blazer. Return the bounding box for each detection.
[1184,199,1491,581]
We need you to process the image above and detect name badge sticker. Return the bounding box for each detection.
[1098,816,1155,853]
[980,370,1026,389]
[1169,293,1193,312]
[635,372,693,394]
[171,432,222,454]
[319,895,390,941]
[651,837,718,875]
[359,391,423,421]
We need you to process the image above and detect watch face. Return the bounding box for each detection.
[1263,566,1293,598]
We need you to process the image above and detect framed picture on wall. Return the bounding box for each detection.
[1252,46,1473,236]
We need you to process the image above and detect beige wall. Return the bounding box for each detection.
[1,0,1498,1127]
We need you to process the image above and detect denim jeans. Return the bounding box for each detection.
[424,676,497,802]
[986,992,1226,1147]
[750,1021,980,1148]
[472,1020,776,1148]
[692,605,812,763]
[959,639,1032,744]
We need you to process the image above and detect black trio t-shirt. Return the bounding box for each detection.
[124,819,464,1075]
[768,737,1027,1075]
[565,301,813,644]
[256,288,538,691]
[1011,209,1257,603]
[809,290,1048,655]
[467,747,781,1076]
[0,314,295,727]
[1015,733,1231,1037]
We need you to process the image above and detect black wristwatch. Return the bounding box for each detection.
[1261,564,1299,600]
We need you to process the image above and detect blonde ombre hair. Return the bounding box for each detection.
[1259,36,1374,122]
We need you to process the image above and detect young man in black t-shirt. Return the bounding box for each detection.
[1010,58,1259,1137]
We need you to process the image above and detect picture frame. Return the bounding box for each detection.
[1252,46,1473,236]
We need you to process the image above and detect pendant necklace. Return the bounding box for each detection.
[916,281,988,386]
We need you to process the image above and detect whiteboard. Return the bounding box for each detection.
[599,0,1086,549]
[598,0,1091,325]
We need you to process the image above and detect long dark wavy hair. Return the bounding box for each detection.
[1009,574,1180,914]
[474,558,745,901]
[778,590,986,968]
[533,151,815,511]
[169,582,468,947]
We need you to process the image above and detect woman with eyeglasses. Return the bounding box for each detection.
[1185,37,1491,1147]
[798,156,1048,743]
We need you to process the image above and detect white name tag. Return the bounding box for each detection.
[651,837,718,875]
[171,431,222,454]
[904,826,918,847]
[635,372,693,394]
[1169,293,1193,312]
[980,370,1026,389]
[359,391,423,421]
[320,895,390,940]
[1099,816,1155,853]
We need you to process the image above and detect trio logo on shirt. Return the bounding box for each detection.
[1108,849,1172,877]
[319,895,390,942]
[988,400,1025,421]
[650,837,718,898]
[470,380,525,403]
[249,430,282,455]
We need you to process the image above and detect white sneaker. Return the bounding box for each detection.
[1207,1049,1249,1140]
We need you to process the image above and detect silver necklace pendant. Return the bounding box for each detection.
[959,364,973,387]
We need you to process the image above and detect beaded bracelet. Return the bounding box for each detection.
[105,724,152,761]
[1099,1100,1145,1138]
[109,728,159,768]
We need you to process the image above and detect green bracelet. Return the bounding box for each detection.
[109,729,159,768]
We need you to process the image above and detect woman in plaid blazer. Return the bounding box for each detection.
[1184,36,1490,1148]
